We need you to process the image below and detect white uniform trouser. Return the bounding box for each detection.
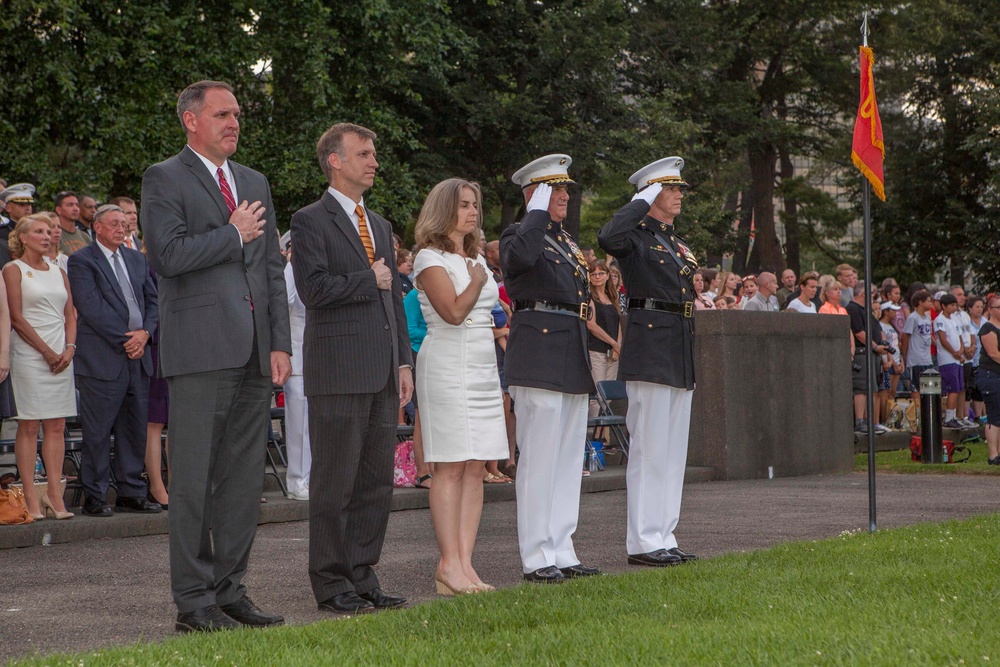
[510,386,589,573]
[283,374,312,494]
[625,381,693,555]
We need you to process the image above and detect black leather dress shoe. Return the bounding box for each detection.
[559,564,601,578]
[358,588,407,609]
[82,497,113,517]
[176,605,241,633]
[219,596,284,627]
[627,549,683,567]
[667,547,698,562]
[318,591,375,614]
[523,566,566,583]
[115,496,163,513]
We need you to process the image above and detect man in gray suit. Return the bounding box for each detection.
[290,122,413,614]
[141,80,292,633]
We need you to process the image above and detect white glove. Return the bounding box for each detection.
[631,182,663,206]
[526,183,553,213]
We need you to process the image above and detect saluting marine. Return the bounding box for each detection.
[500,154,600,583]
[598,156,699,567]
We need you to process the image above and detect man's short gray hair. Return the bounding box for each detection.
[94,204,123,225]
[176,80,234,128]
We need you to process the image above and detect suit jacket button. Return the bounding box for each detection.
[555,259,561,263]
[647,323,653,329]
[384,324,390,330]
[681,288,686,294]
[542,328,549,334]
[660,260,665,264]
[578,291,583,296]
[244,295,250,301]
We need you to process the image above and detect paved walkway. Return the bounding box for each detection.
[2,471,998,660]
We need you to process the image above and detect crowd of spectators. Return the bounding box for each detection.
[4,170,1000,522]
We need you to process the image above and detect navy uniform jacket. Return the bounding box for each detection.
[598,199,696,390]
[499,210,594,395]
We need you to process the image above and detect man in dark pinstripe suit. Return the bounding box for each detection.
[290,123,413,614]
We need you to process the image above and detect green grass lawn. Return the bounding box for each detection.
[12,514,1000,666]
[855,436,1000,475]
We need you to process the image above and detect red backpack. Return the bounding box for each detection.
[909,436,971,463]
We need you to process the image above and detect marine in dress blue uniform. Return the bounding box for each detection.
[500,154,600,583]
[598,157,700,567]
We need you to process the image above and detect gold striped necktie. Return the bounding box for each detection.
[356,204,375,265]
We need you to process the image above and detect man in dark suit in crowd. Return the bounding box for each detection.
[290,122,413,615]
[68,204,161,518]
[142,80,292,633]
[500,154,599,583]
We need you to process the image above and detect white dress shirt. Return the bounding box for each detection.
[327,186,375,253]
[96,239,133,285]
[188,145,244,248]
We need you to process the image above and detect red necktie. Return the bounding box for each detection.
[217,167,237,214]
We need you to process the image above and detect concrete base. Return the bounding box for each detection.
[0,463,716,550]
[688,310,855,480]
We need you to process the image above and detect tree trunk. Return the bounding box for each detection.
[731,190,752,275]
[746,139,782,273]
[778,148,797,275]
[565,187,582,240]
[949,257,965,289]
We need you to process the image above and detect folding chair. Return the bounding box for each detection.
[266,404,288,497]
[592,380,630,460]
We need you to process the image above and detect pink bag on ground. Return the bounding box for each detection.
[393,440,417,488]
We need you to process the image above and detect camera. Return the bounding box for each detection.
[884,345,897,355]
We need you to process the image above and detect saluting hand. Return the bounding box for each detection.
[632,182,663,206]
[525,183,552,213]
[372,258,393,290]
[229,200,266,243]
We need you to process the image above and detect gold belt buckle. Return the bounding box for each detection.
[579,302,589,320]
[683,301,693,318]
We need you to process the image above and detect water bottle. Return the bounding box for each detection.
[34,455,44,481]
[942,445,949,464]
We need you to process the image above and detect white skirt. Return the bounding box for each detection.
[416,324,508,462]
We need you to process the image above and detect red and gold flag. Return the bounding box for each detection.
[852,46,885,201]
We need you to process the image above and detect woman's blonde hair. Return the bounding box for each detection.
[821,280,844,303]
[415,178,482,258]
[8,213,53,259]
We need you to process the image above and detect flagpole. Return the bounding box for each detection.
[861,10,877,534]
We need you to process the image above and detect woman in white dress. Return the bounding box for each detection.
[413,178,508,595]
[3,214,78,520]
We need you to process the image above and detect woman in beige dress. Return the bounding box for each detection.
[3,214,78,520]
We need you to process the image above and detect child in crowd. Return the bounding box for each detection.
[935,294,967,428]
[878,301,904,427]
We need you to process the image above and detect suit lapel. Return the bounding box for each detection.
[180,145,231,221]
[92,243,128,308]
[322,191,369,265]
[122,249,145,311]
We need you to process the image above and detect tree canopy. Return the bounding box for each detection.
[2,0,999,290]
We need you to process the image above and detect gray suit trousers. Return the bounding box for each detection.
[167,347,270,613]
[308,368,397,602]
